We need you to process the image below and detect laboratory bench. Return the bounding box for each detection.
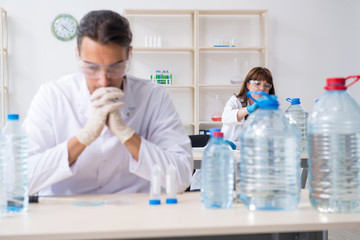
[1,190,360,240]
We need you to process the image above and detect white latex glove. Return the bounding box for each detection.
[76,87,124,146]
[107,110,135,144]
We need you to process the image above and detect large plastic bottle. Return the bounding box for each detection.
[239,91,301,211]
[2,114,29,213]
[307,76,360,213]
[201,131,234,208]
[285,98,308,155]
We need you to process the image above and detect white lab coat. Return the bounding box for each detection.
[221,95,246,149]
[23,73,193,196]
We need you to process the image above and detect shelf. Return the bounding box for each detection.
[0,86,9,92]
[199,84,241,88]
[124,9,268,134]
[0,8,9,129]
[162,85,194,89]
[124,9,195,15]
[133,47,194,53]
[199,121,222,125]
[198,10,267,15]
[199,47,266,52]
[124,9,267,16]
[182,122,195,125]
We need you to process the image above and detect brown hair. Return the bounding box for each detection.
[77,10,132,52]
[235,67,275,107]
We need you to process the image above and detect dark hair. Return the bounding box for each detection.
[235,67,275,107]
[77,10,132,51]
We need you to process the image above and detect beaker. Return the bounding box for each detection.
[230,57,242,84]
[211,94,222,121]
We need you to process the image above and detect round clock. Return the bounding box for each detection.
[51,14,78,41]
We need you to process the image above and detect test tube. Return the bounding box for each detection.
[157,35,162,48]
[145,35,149,47]
[149,165,161,205]
[166,164,178,204]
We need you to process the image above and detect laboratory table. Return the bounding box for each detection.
[1,190,360,240]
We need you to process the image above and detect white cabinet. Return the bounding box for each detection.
[0,7,9,128]
[124,9,268,134]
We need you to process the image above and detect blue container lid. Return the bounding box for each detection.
[247,91,279,109]
[149,199,161,205]
[209,128,221,137]
[8,114,19,120]
[166,198,178,204]
[286,98,301,105]
[257,95,279,109]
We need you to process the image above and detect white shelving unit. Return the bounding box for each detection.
[0,7,9,129]
[124,9,268,134]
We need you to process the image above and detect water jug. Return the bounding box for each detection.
[308,76,360,213]
[285,98,308,154]
[239,91,301,211]
[201,131,234,208]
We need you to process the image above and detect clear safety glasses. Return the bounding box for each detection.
[79,60,129,80]
[248,80,272,90]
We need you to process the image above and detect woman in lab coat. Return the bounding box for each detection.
[23,10,193,196]
[221,67,275,149]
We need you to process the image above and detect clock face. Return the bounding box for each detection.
[51,14,78,41]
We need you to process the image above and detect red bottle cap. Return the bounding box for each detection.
[324,76,360,90]
[213,132,223,138]
[324,78,347,90]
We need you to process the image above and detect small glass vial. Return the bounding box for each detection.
[166,164,177,204]
[153,35,157,48]
[145,35,149,47]
[149,165,161,205]
[148,35,153,48]
[157,35,162,48]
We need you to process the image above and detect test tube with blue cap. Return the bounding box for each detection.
[149,165,162,205]
[166,164,177,204]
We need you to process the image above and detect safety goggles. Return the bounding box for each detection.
[79,60,128,80]
[248,80,272,90]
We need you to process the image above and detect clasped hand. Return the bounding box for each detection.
[76,87,134,145]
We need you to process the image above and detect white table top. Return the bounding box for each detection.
[1,190,360,240]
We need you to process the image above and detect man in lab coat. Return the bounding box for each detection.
[23,10,193,196]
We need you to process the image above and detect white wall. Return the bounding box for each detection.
[1,0,360,122]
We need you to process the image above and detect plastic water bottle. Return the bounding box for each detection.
[201,131,234,208]
[308,76,360,213]
[0,134,6,217]
[285,98,308,155]
[239,91,301,211]
[2,114,29,213]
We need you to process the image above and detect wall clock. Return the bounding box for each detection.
[51,14,78,41]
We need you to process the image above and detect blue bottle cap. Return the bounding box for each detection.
[257,95,279,109]
[8,114,19,120]
[247,91,279,109]
[166,198,178,204]
[149,199,161,205]
[209,128,221,137]
[286,98,301,105]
